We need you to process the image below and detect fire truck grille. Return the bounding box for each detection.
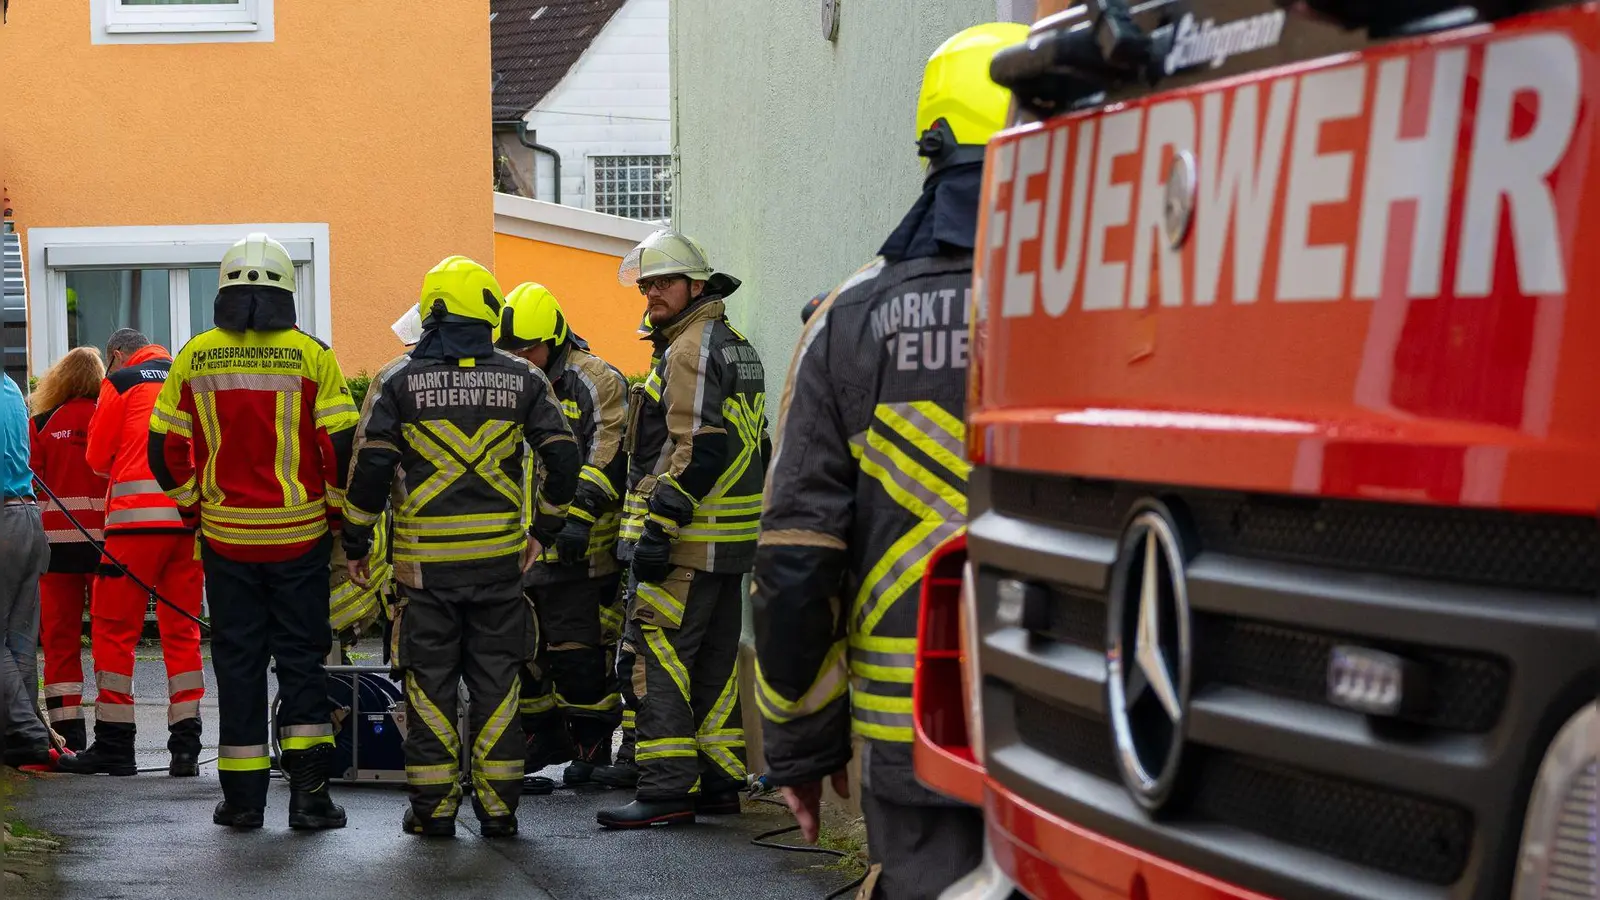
[1029,587,1508,733]
[1195,615,1510,733]
[988,471,1599,595]
[1011,692,1474,886]
[1194,753,1475,886]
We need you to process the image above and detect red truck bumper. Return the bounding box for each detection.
[982,783,1275,900]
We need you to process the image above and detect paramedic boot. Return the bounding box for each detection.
[562,717,614,786]
[168,716,202,778]
[596,796,695,829]
[57,721,137,776]
[213,801,265,830]
[284,744,347,830]
[55,720,87,754]
[403,806,457,838]
[523,716,575,774]
[473,795,520,839]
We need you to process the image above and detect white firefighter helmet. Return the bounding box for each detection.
[618,229,714,286]
[219,232,297,295]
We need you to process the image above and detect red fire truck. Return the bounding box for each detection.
[913,2,1598,899]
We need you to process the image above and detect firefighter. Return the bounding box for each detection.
[341,258,580,839]
[495,283,629,786]
[26,347,108,754]
[595,230,771,830]
[751,22,1028,898]
[59,330,206,777]
[149,233,359,830]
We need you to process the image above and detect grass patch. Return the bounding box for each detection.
[347,652,376,661]
[816,826,869,872]
[6,821,47,840]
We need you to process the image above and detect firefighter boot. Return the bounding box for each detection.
[523,716,575,774]
[168,717,202,778]
[213,801,265,830]
[595,797,695,829]
[472,795,519,839]
[591,760,639,788]
[562,717,614,786]
[55,720,87,754]
[695,790,743,816]
[57,721,137,776]
[402,806,457,838]
[284,745,347,830]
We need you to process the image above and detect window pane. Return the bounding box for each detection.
[66,269,172,355]
[121,1,240,5]
[189,267,220,336]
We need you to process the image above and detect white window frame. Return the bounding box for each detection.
[26,223,331,370]
[92,0,274,45]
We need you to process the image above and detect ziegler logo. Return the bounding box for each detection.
[1164,10,1286,75]
[987,30,1582,319]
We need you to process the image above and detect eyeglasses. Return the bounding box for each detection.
[638,276,685,296]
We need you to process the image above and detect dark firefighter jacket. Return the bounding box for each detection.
[620,278,772,580]
[752,162,982,806]
[527,337,630,584]
[342,326,580,593]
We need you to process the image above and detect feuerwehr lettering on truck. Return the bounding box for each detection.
[988,30,1580,319]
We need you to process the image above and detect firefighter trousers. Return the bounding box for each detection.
[860,782,984,900]
[39,573,92,731]
[521,572,624,754]
[202,533,335,809]
[396,578,528,824]
[622,568,746,800]
[93,533,205,748]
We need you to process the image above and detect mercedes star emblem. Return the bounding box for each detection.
[1105,505,1194,811]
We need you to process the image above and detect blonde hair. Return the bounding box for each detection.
[30,347,105,416]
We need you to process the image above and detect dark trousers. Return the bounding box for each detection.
[202,534,334,808]
[861,782,984,900]
[622,567,746,800]
[521,572,623,752]
[397,579,528,823]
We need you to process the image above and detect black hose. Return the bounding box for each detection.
[749,796,868,900]
[32,476,211,634]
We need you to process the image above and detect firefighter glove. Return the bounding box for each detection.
[631,519,674,584]
[554,517,592,566]
[531,509,565,550]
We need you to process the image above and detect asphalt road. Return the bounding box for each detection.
[11,644,858,900]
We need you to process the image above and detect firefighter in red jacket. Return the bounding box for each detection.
[58,329,206,777]
[149,233,359,831]
[27,347,109,753]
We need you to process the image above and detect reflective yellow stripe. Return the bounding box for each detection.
[636,582,686,628]
[406,763,459,786]
[699,669,739,735]
[557,692,621,713]
[636,737,696,760]
[561,399,582,420]
[344,502,382,529]
[406,672,460,760]
[274,390,308,506]
[393,530,526,563]
[755,640,849,725]
[643,369,662,402]
[703,745,746,781]
[471,684,519,818]
[217,744,271,772]
[520,691,556,715]
[201,498,328,524]
[280,735,336,751]
[644,627,691,700]
[579,465,619,500]
[202,518,327,546]
[150,405,192,438]
[194,391,225,504]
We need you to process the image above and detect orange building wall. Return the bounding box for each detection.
[0,1,492,378]
[494,233,654,376]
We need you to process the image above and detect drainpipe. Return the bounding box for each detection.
[492,119,562,204]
